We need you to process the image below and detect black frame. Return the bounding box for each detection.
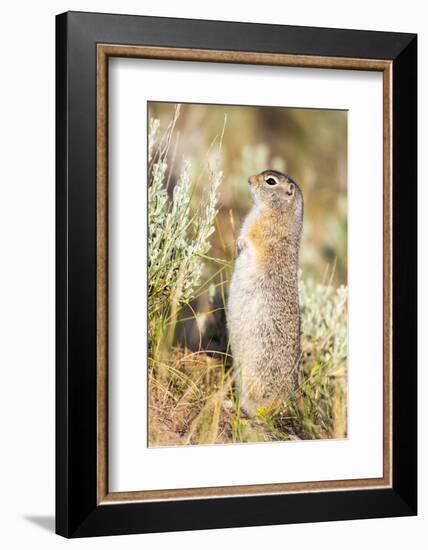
[56,11,417,538]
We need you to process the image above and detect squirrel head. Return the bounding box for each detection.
[248,170,303,230]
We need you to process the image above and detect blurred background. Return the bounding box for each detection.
[149,101,347,280]
[148,101,347,352]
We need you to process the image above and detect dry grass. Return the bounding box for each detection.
[148,347,295,447]
[148,277,348,447]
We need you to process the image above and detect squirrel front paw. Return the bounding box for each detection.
[236,236,248,256]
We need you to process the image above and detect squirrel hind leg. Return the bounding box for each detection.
[238,383,267,418]
[239,398,260,418]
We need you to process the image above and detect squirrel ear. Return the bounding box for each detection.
[236,236,247,256]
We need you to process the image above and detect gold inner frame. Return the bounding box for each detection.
[96,44,393,504]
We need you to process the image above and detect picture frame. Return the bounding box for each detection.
[56,10,417,538]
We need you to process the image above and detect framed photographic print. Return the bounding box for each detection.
[56,11,417,538]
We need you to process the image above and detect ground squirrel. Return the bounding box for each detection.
[228,170,304,416]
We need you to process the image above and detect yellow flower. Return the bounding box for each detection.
[255,406,268,419]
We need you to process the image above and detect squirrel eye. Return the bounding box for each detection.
[265,177,277,186]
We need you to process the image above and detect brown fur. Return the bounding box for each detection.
[228,170,304,416]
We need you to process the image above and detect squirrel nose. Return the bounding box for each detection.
[248,176,255,186]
